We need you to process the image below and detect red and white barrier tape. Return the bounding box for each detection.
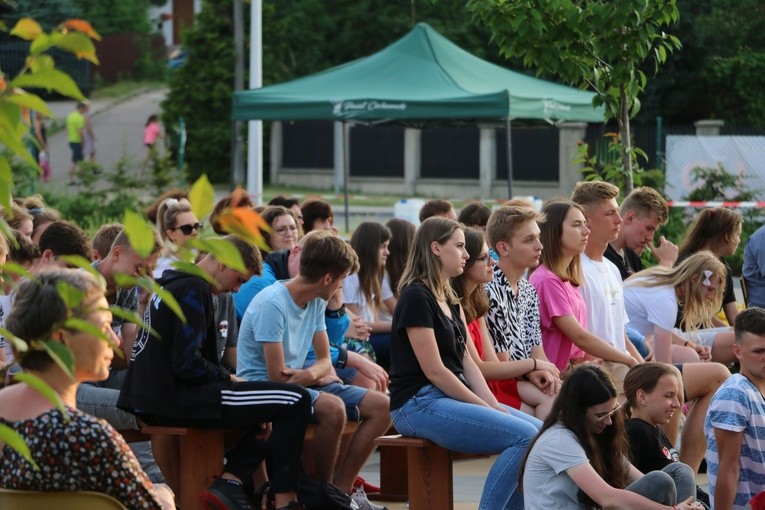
[667,201,765,208]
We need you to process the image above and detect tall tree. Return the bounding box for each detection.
[467,0,681,192]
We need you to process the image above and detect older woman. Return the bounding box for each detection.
[0,269,174,509]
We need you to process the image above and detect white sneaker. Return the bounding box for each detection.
[351,487,388,510]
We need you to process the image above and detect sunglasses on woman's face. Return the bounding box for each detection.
[172,222,203,235]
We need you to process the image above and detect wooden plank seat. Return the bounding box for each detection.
[373,434,491,510]
[118,422,360,510]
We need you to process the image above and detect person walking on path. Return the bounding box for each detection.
[142,114,162,171]
[65,102,87,185]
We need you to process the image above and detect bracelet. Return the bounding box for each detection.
[532,358,537,371]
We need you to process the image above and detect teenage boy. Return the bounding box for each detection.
[92,228,162,367]
[705,307,765,510]
[119,235,311,510]
[574,182,729,474]
[237,230,391,510]
[603,186,677,279]
[484,206,561,396]
[571,181,643,392]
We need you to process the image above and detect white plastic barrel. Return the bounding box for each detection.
[394,199,425,227]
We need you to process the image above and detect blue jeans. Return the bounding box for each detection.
[391,385,540,510]
[627,326,650,359]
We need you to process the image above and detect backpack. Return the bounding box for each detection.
[258,472,355,510]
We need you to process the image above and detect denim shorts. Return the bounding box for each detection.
[307,381,368,422]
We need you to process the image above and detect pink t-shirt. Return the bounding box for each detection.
[528,264,587,371]
[143,122,161,145]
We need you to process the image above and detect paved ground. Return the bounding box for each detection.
[44,87,167,190]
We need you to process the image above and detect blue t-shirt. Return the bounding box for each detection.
[233,263,277,319]
[705,373,765,509]
[237,281,326,381]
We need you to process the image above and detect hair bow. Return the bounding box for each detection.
[702,270,713,287]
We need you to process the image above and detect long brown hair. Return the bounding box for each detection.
[451,226,489,323]
[678,207,742,259]
[623,362,680,420]
[400,217,461,304]
[350,222,391,313]
[385,218,415,298]
[534,200,585,286]
[519,364,630,505]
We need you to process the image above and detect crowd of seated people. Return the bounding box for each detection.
[1,189,763,510]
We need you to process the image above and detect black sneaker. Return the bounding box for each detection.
[199,477,254,510]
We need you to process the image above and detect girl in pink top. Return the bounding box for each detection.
[142,115,162,170]
[528,200,590,371]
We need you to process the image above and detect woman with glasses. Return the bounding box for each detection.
[451,226,557,419]
[258,206,300,256]
[154,198,203,278]
[521,363,702,510]
[389,217,539,510]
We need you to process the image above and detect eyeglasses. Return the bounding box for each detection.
[172,222,203,235]
[589,402,622,424]
[275,225,298,237]
[476,253,494,265]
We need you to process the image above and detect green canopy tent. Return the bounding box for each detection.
[233,23,604,226]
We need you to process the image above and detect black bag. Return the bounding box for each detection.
[296,471,354,510]
[260,472,355,510]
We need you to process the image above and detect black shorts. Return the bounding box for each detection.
[69,142,83,163]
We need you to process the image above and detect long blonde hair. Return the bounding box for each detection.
[399,217,461,304]
[625,251,726,330]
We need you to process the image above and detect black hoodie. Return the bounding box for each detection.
[118,270,231,421]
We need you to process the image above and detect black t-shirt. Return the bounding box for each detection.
[604,244,643,281]
[626,418,678,473]
[389,280,467,411]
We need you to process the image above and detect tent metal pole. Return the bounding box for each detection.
[343,121,350,234]
[505,118,513,199]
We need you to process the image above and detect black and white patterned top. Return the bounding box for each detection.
[485,265,542,360]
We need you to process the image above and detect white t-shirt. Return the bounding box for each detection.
[343,273,393,323]
[623,280,678,336]
[0,293,15,363]
[580,254,628,352]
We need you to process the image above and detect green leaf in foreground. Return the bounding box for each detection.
[188,237,246,274]
[170,260,217,287]
[188,174,214,220]
[0,424,38,469]
[59,255,103,281]
[108,306,159,340]
[123,210,156,258]
[14,371,67,417]
[135,276,187,324]
[38,340,75,379]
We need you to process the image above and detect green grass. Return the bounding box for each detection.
[90,80,164,100]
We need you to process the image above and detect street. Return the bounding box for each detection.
[44,87,167,189]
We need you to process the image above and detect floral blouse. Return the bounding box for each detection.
[0,406,160,509]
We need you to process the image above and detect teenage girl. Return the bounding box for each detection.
[390,217,540,510]
[452,226,558,419]
[521,364,702,510]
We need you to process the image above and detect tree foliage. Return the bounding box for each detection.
[162,0,235,184]
[466,0,681,191]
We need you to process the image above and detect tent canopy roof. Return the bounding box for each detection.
[233,23,604,123]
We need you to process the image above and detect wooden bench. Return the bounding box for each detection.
[373,434,490,510]
[120,422,360,510]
